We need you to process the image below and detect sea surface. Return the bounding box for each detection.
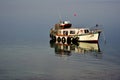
[0,0,120,80]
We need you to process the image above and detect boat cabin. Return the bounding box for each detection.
[77,28,90,34]
[56,28,90,36]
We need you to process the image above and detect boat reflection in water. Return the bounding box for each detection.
[50,40,102,59]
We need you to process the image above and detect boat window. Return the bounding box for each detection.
[63,31,68,35]
[84,30,89,33]
[70,31,75,34]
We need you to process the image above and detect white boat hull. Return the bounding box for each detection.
[77,32,100,42]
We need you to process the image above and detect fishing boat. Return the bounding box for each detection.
[50,21,102,43]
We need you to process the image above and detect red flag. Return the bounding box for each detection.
[74,13,77,16]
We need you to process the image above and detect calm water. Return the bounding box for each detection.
[0,0,120,80]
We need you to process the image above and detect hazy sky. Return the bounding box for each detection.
[0,0,120,18]
[0,0,120,26]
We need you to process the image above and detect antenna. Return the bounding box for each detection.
[57,10,62,22]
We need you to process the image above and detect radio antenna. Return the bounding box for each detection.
[57,10,62,22]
